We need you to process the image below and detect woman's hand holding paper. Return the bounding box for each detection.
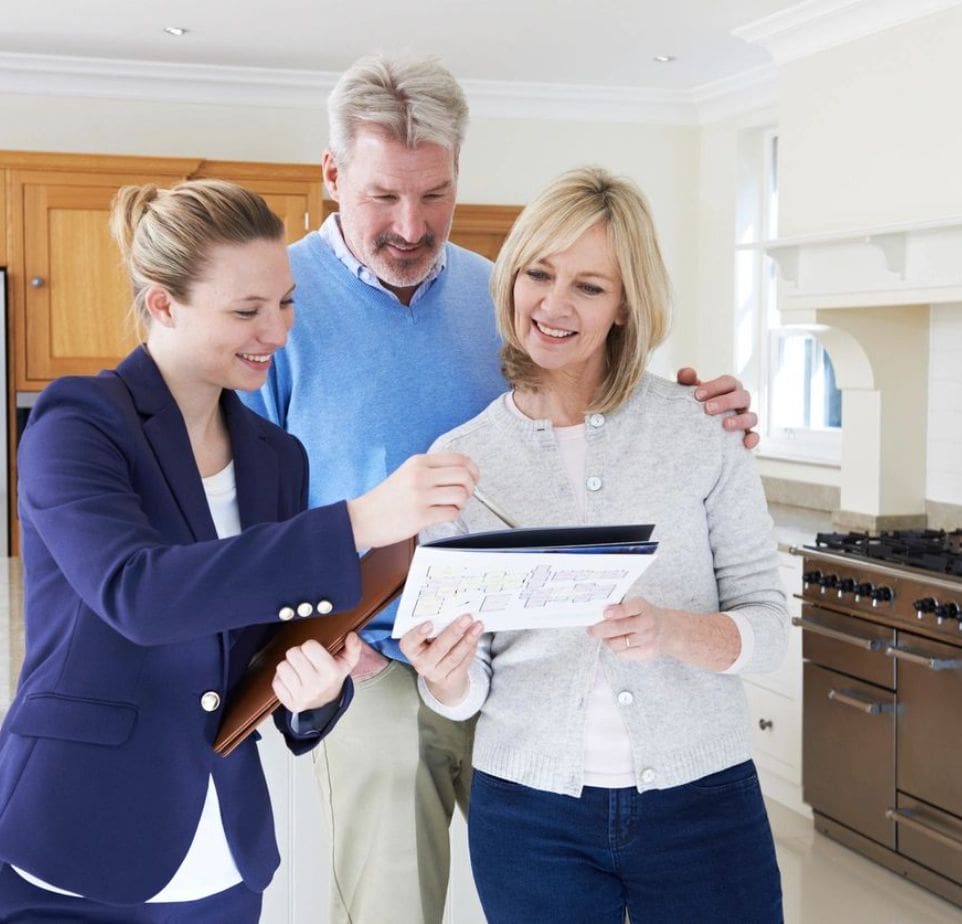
[400,615,484,706]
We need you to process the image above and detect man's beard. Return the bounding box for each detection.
[370,231,442,288]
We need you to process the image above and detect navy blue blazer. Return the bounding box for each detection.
[0,347,362,904]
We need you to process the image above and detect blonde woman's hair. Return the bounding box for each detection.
[110,179,285,333]
[491,166,671,414]
[327,53,468,165]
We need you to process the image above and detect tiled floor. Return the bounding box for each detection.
[769,800,962,923]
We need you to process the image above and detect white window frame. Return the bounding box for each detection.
[737,127,842,467]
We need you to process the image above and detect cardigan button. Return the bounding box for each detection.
[200,691,221,713]
[297,602,314,618]
[588,413,605,428]
[617,690,634,706]
[640,767,657,784]
[278,606,295,621]
[586,476,603,492]
[317,599,334,615]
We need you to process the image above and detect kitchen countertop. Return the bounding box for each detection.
[768,503,833,554]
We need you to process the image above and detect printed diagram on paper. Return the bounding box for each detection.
[415,562,623,617]
[392,548,656,637]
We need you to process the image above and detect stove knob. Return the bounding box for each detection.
[819,574,839,594]
[837,578,857,598]
[870,585,894,608]
[854,582,874,602]
[802,569,822,591]
[935,601,961,625]
[914,597,938,620]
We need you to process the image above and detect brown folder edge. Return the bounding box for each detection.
[213,538,414,757]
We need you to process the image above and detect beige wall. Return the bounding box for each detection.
[777,5,962,236]
[0,93,329,163]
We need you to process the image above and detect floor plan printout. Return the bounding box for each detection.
[392,547,657,637]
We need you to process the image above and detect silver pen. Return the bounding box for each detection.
[472,487,520,529]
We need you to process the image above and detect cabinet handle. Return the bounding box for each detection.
[827,688,895,715]
[758,718,773,731]
[883,645,962,671]
[886,808,962,851]
[31,276,46,288]
[791,615,885,651]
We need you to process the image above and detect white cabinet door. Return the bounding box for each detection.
[743,550,808,815]
[258,725,331,924]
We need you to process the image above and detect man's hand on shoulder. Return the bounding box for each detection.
[676,367,759,450]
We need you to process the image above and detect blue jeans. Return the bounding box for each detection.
[0,865,262,923]
[468,760,783,924]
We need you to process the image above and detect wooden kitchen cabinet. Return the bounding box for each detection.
[13,168,181,386]
[190,160,324,246]
[5,152,325,391]
[449,204,522,260]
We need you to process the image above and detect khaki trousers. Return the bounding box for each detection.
[313,660,475,924]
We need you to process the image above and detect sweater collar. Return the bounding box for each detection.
[494,374,652,438]
[317,213,446,306]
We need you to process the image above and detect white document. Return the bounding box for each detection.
[391,547,657,637]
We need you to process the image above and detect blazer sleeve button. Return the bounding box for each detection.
[200,691,221,712]
[317,599,334,615]
[297,602,314,618]
[278,606,295,621]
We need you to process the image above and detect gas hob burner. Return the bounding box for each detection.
[814,529,962,577]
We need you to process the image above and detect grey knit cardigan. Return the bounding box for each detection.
[418,373,788,797]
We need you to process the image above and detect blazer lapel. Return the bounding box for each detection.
[223,390,279,530]
[115,347,217,542]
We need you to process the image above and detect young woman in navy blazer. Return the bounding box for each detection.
[0,180,478,922]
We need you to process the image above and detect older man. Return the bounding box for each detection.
[242,53,758,924]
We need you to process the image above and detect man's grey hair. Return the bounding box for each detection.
[327,53,469,164]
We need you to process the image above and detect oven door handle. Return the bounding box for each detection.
[791,615,885,651]
[827,688,895,715]
[883,644,962,671]
[886,808,962,852]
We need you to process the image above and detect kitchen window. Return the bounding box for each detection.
[736,129,842,465]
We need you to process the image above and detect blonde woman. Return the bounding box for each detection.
[402,167,786,923]
[0,179,477,921]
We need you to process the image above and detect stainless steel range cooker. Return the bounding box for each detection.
[791,529,962,908]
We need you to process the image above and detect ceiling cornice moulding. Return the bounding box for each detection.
[691,64,777,123]
[733,0,962,64]
[0,53,338,109]
[0,51,774,126]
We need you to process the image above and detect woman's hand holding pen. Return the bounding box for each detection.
[272,632,362,713]
[400,615,484,707]
[347,453,480,549]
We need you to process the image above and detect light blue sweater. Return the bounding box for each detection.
[240,229,505,659]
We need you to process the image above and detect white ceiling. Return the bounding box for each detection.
[2,0,802,91]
